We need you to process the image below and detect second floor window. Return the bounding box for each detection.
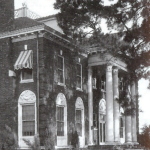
[58,55,64,84]
[76,64,82,89]
[21,68,33,81]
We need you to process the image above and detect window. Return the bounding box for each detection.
[120,117,124,138]
[119,77,124,91]
[56,93,67,146]
[21,68,33,81]
[92,78,97,89]
[93,113,97,128]
[100,76,106,91]
[76,109,82,136]
[75,97,85,147]
[57,106,64,136]
[76,64,82,89]
[18,90,36,148]
[58,55,64,84]
[22,105,35,136]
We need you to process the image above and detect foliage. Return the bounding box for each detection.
[54,0,150,80]
[138,125,150,148]
[23,134,41,150]
[44,124,55,150]
[0,125,18,150]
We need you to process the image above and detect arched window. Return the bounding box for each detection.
[75,97,85,147]
[56,93,67,146]
[18,90,37,148]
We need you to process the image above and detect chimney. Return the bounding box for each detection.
[0,0,14,32]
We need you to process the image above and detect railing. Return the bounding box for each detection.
[14,7,41,19]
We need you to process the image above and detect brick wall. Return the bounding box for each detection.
[0,0,14,32]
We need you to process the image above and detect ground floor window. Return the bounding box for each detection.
[120,117,124,138]
[56,93,67,146]
[57,106,64,136]
[22,105,35,136]
[75,97,85,148]
[76,109,82,136]
[18,90,36,148]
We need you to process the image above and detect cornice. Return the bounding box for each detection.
[0,25,45,39]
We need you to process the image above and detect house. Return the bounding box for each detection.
[0,1,139,149]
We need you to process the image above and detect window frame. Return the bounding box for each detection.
[57,55,65,85]
[76,63,82,90]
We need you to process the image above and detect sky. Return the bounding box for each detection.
[15,0,150,131]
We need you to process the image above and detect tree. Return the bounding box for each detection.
[138,125,150,148]
[54,0,150,80]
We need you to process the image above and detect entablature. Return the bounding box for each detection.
[88,53,127,72]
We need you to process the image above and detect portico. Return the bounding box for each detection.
[87,52,138,146]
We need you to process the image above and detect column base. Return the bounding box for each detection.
[132,142,139,145]
[124,142,134,145]
[114,141,121,144]
[105,142,116,145]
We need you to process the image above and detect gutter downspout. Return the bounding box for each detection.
[36,31,40,135]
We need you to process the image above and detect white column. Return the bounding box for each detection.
[106,65,114,144]
[88,66,93,145]
[125,85,132,144]
[131,81,138,144]
[113,68,120,143]
[125,115,132,144]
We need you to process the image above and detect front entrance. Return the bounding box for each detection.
[99,114,105,144]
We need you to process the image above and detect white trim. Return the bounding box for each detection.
[18,90,37,149]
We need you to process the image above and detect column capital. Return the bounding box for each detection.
[106,65,112,72]
[113,68,118,74]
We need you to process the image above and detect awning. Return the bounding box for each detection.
[14,50,33,70]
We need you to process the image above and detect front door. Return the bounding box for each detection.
[99,114,105,144]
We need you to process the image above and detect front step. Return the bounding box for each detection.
[88,145,144,150]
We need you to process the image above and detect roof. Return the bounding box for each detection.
[0,17,43,33]
[36,14,56,21]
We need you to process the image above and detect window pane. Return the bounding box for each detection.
[58,69,63,83]
[57,107,64,136]
[76,76,81,88]
[58,56,63,70]
[23,121,35,136]
[76,123,82,136]
[57,122,64,136]
[77,64,81,76]
[76,110,82,136]
[22,105,35,136]
[22,105,35,120]
[22,69,32,80]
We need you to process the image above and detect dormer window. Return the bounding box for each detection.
[76,63,82,90]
